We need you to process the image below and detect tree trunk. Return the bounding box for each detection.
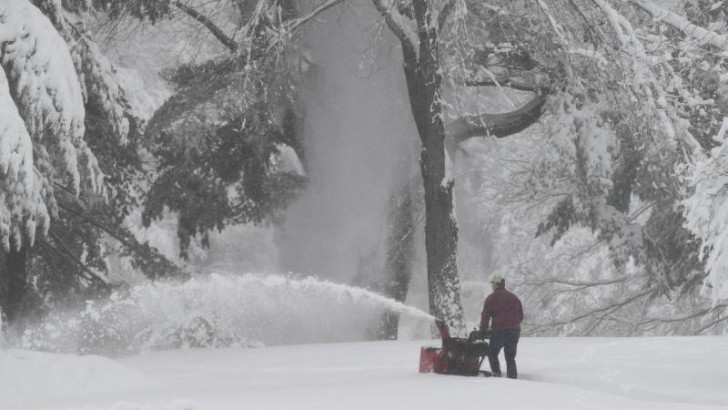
[3,246,29,328]
[400,7,465,331]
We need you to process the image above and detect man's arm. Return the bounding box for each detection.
[518,298,524,324]
[480,296,493,331]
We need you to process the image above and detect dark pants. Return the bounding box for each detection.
[488,328,520,379]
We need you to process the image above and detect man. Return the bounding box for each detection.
[480,273,524,379]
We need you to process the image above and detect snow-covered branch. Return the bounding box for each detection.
[0,72,49,251]
[642,304,728,325]
[0,0,102,195]
[632,0,728,51]
[32,0,132,145]
[438,0,458,31]
[526,287,657,334]
[446,94,547,141]
[525,276,628,290]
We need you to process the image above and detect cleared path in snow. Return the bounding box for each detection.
[2,337,727,409]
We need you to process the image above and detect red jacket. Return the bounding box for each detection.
[480,287,524,330]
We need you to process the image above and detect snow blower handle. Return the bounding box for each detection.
[468,328,491,341]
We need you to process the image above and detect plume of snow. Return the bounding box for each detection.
[21,273,436,355]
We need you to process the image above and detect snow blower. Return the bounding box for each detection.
[418,319,491,376]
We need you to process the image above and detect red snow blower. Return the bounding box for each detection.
[419,319,491,376]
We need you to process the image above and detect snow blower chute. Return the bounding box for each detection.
[419,319,490,376]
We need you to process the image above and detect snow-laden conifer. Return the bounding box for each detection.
[684,121,728,302]
[0,71,49,251]
[34,0,131,144]
[0,0,103,197]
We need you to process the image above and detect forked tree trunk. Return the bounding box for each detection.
[399,4,465,331]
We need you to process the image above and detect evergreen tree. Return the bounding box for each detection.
[136,0,310,258]
[0,0,181,327]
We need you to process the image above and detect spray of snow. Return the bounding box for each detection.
[21,273,436,355]
[277,3,417,283]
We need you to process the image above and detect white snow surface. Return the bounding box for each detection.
[1,336,727,410]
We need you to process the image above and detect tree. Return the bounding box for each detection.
[0,0,186,328]
[17,0,722,337]
[369,0,466,329]
[87,0,340,259]
[368,0,551,329]
[446,0,728,335]
[368,0,728,332]
[0,0,106,325]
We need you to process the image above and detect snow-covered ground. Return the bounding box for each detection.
[2,336,727,410]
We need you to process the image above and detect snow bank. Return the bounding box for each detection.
[0,349,148,408]
[5,337,728,410]
[72,400,197,410]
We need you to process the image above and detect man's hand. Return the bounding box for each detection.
[469,328,489,340]
[478,328,492,339]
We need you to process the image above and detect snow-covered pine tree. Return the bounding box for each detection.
[0,0,109,325]
[0,0,182,327]
[33,0,181,279]
[125,0,316,258]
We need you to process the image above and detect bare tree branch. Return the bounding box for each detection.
[697,313,728,334]
[372,0,418,56]
[55,198,142,252]
[642,304,728,325]
[526,287,656,334]
[173,0,238,52]
[288,0,347,32]
[525,276,628,290]
[462,78,547,93]
[447,93,547,141]
[37,234,111,290]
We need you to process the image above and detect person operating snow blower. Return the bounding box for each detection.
[479,273,523,379]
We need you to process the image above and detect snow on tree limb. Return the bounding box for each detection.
[593,0,702,155]
[0,72,49,251]
[0,0,104,195]
[33,0,132,145]
[684,135,728,302]
[438,0,459,31]
[0,0,106,210]
[632,0,728,52]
